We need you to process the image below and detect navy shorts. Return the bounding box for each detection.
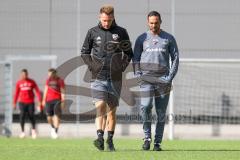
[90,79,122,107]
[45,99,62,117]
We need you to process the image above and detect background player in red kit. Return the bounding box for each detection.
[13,69,41,139]
[42,68,65,139]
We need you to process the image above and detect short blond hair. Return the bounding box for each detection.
[100,5,114,15]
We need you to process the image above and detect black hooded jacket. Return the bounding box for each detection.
[81,21,133,80]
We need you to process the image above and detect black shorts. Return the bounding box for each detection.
[45,100,62,117]
[18,102,35,115]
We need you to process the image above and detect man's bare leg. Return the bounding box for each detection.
[95,100,107,131]
[93,100,107,150]
[106,106,117,131]
[53,115,60,133]
[106,105,117,151]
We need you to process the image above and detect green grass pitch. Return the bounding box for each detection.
[0,137,240,160]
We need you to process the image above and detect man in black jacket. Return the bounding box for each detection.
[81,5,133,151]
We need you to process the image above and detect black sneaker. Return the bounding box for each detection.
[93,138,104,151]
[142,138,151,150]
[106,139,116,151]
[153,143,162,151]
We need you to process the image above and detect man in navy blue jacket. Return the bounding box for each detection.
[133,11,179,151]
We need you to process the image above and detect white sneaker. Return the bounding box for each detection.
[51,128,55,138]
[54,132,58,139]
[19,132,25,139]
[31,129,37,139]
[51,128,58,139]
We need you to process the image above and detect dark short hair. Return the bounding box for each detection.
[148,11,162,23]
[21,69,28,74]
[48,68,57,74]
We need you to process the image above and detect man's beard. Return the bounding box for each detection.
[151,27,159,33]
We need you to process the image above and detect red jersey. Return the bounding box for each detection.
[14,78,41,104]
[45,77,65,102]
